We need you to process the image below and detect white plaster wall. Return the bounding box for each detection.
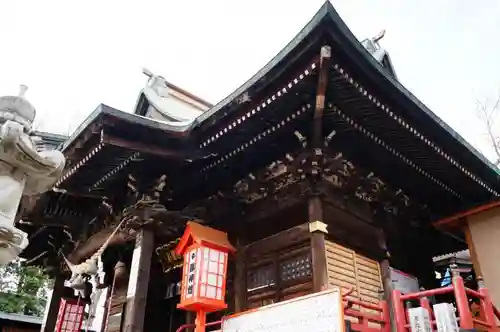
[467,206,500,307]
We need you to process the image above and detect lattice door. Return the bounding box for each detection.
[55,298,85,332]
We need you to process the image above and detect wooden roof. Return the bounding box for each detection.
[179,1,500,218]
[34,131,68,150]
[20,1,500,266]
[51,0,500,216]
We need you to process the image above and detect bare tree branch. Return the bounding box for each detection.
[476,94,500,165]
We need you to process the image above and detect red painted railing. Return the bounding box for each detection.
[175,288,391,332]
[175,320,222,332]
[343,296,391,332]
[176,277,499,332]
[392,276,499,332]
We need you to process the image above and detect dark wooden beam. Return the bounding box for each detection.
[311,45,331,151]
[245,223,310,258]
[242,180,310,224]
[123,229,154,332]
[64,121,103,164]
[101,133,185,159]
[67,227,136,263]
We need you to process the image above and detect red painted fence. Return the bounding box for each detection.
[176,276,500,332]
[392,276,499,332]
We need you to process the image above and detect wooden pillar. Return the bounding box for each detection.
[185,312,195,329]
[41,275,65,332]
[309,197,329,292]
[123,229,154,332]
[377,229,396,332]
[234,241,247,312]
[463,223,483,278]
[309,45,331,293]
[100,286,113,332]
[377,230,393,302]
[103,261,127,332]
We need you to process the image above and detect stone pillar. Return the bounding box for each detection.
[40,275,65,332]
[465,206,500,307]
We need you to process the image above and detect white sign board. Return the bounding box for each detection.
[433,303,458,332]
[390,267,420,295]
[222,289,344,332]
[408,307,432,332]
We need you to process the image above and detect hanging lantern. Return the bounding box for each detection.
[54,296,86,332]
[175,222,235,332]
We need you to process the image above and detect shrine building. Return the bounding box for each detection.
[16,2,500,332]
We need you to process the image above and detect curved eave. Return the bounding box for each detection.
[315,4,500,193]
[60,104,192,156]
[191,0,500,194]
[190,4,328,132]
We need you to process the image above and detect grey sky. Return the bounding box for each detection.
[1,0,500,161]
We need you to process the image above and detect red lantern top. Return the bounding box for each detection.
[175,221,236,256]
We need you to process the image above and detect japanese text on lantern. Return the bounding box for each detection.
[185,248,198,298]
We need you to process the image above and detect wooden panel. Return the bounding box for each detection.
[325,240,382,305]
[246,224,309,258]
[244,226,313,309]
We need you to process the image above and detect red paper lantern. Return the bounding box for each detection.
[175,222,236,313]
[55,298,85,332]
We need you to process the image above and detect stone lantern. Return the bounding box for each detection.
[0,85,66,264]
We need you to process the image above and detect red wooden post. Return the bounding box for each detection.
[392,290,407,332]
[360,313,368,330]
[380,300,391,332]
[478,278,496,330]
[452,276,474,329]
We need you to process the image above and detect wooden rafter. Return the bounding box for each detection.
[101,133,186,159]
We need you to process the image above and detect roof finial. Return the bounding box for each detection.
[142,68,153,78]
[373,30,386,44]
[18,85,28,98]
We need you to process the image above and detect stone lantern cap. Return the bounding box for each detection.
[0,85,36,127]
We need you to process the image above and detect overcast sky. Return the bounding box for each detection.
[1,0,500,161]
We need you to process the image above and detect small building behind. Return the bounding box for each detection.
[0,312,42,332]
